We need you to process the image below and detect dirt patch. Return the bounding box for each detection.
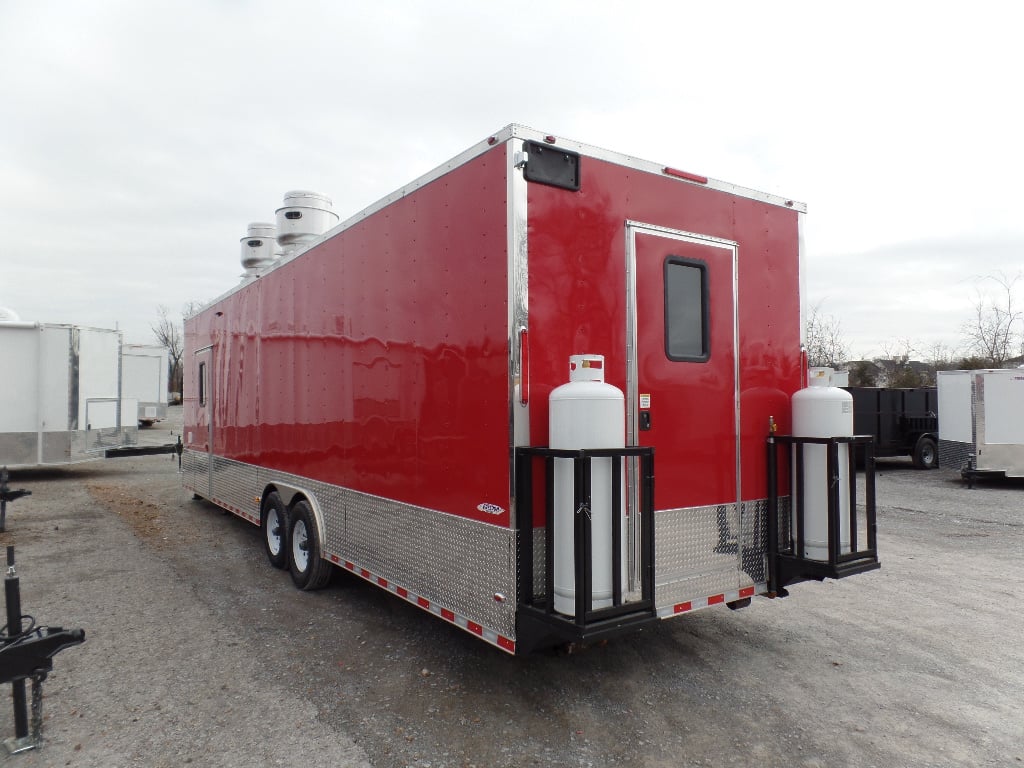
[85,482,190,549]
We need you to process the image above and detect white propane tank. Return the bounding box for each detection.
[240,222,282,275]
[792,367,853,559]
[549,354,625,616]
[275,190,339,251]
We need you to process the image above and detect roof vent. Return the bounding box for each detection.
[240,222,282,276]
[275,191,339,251]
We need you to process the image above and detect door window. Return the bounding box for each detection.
[664,257,709,362]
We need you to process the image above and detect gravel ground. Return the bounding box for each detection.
[1,410,1021,767]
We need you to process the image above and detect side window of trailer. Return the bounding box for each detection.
[664,257,709,362]
[198,361,207,406]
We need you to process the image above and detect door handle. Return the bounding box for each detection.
[639,411,652,431]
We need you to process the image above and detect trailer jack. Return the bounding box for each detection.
[0,547,85,754]
[0,468,31,533]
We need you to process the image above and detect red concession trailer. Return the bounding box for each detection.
[183,125,879,654]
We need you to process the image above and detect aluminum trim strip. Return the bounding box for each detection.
[731,235,741,519]
[199,130,516,311]
[507,125,805,211]
[200,125,803,312]
[798,210,807,367]
[68,327,80,430]
[624,222,741,515]
[508,135,530,515]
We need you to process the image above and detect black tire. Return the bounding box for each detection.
[913,436,938,470]
[260,491,289,569]
[288,500,332,590]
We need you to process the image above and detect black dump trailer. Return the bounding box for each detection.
[846,387,939,469]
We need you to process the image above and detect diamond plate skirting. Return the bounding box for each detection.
[656,502,742,608]
[939,439,972,473]
[183,450,517,639]
[528,497,780,611]
[183,450,790,639]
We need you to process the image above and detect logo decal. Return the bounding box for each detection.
[476,503,505,515]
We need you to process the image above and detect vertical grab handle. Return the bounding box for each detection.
[519,327,530,405]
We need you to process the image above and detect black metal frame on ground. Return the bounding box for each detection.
[514,446,655,653]
[1,546,85,753]
[767,434,880,594]
[0,469,31,533]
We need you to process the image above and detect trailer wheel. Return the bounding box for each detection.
[260,492,289,569]
[913,436,938,470]
[288,500,332,590]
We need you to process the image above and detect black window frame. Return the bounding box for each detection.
[663,256,710,363]
[198,361,207,407]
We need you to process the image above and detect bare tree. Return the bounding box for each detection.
[847,360,878,387]
[152,304,183,397]
[805,302,850,369]
[924,341,958,371]
[876,338,925,387]
[962,272,1022,366]
[182,299,206,320]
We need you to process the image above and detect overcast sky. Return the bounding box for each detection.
[2,1,1021,360]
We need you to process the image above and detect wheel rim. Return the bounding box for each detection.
[292,518,309,572]
[266,508,283,557]
[922,443,935,464]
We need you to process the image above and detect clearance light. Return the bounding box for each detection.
[663,166,709,184]
[544,135,557,144]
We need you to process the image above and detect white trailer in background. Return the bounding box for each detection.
[0,320,138,468]
[121,344,169,427]
[937,369,1024,479]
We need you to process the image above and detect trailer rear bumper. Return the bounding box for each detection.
[515,603,661,655]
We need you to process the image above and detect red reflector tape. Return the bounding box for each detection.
[417,597,430,609]
[708,594,725,605]
[441,608,455,622]
[344,561,354,570]
[377,577,388,588]
[397,586,409,598]
[740,586,755,598]
[360,569,370,579]
[663,166,708,184]
[467,621,483,636]
[674,602,693,614]
[497,636,516,653]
